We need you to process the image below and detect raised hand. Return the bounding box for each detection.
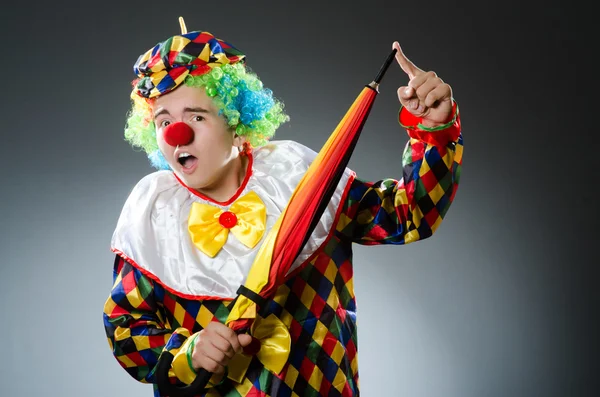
[393,41,453,127]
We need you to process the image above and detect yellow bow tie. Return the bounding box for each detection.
[188,191,267,258]
[227,313,291,383]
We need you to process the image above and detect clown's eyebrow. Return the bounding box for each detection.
[153,107,209,118]
[154,108,170,118]
[182,107,209,114]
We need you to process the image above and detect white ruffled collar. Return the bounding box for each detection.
[111,140,355,300]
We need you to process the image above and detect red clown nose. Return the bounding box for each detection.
[163,122,194,147]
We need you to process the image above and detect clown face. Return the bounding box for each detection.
[153,84,247,201]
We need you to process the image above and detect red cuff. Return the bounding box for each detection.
[398,101,460,147]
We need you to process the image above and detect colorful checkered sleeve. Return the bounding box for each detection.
[336,104,463,245]
[103,255,195,387]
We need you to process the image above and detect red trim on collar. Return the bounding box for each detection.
[111,248,234,301]
[173,151,254,206]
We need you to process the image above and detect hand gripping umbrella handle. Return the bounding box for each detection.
[156,351,212,397]
[155,289,261,396]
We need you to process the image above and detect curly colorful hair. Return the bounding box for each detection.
[124,62,290,170]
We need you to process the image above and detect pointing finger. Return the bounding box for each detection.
[393,41,423,80]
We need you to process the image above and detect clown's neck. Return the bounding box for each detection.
[193,154,250,204]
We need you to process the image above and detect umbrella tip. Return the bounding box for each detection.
[373,49,397,85]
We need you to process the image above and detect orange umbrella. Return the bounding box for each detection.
[157,48,397,396]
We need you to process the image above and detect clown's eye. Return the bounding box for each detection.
[159,120,171,128]
[193,115,204,122]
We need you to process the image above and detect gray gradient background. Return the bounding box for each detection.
[0,1,596,396]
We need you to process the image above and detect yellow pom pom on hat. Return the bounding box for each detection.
[133,17,245,98]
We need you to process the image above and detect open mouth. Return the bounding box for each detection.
[177,152,198,170]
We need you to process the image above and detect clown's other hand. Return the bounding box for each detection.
[191,322,253,374]
[393,41,453,128]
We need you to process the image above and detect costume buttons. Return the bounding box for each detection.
[219,211,238,229]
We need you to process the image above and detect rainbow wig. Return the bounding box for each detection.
[123,28,289,170]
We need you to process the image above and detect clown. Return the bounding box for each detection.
[104,18,463,397]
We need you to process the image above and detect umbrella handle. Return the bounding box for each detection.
[156,351,212,397]
[155,295,249,396]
